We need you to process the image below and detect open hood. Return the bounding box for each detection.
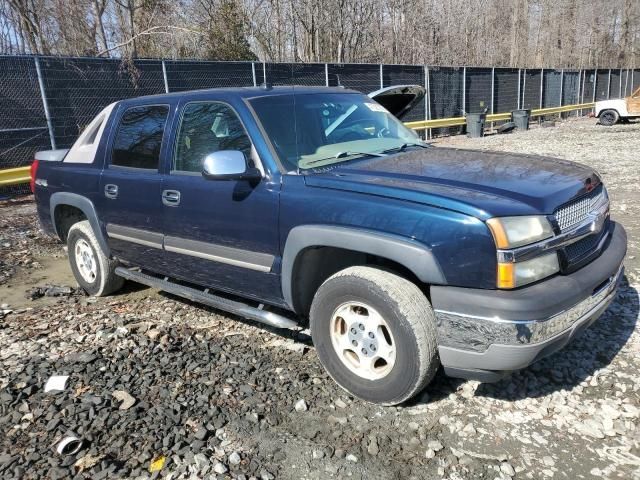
[368,85,425,120]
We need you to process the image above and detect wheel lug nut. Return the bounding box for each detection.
[350,328,357,334]
[352,340,357,346]
[370,345,376,351]
[368,332,374,339]
[361,348,367,355]
[358,324,365,331]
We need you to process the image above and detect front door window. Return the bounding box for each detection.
[174,102,252,173]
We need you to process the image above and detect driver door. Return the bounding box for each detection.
[626,87,640,114]
[160,100,283,304]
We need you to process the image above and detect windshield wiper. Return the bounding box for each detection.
[301,150,386,168]
[382,142,430,154]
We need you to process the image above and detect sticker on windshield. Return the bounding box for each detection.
[365,103,387,113]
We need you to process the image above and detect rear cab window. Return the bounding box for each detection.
[111,105,170,170]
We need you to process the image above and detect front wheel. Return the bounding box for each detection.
[67,220,124,296]
[310,266,439,405]
[599,109,619,126]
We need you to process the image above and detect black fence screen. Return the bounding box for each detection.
[595,69,611,100]
[0,55,629,179]
[465,68,492,114]
[610,70,622,98]
[543,70,562,107]
[582,70,596,102]
[494,68,520,114]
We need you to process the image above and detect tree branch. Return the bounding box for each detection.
[97,25,206,57]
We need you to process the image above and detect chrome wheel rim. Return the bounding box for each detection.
[329,302,396,380]
[75,238,97,283]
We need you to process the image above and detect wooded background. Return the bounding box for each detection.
[1,0,639,68]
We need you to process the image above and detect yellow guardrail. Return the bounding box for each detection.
[530,102,595,117]
[0,101,597,189]
[0,166,31,188]
[406,102,595,130]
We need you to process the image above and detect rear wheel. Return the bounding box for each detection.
[599,109,619,126]
[310,266,439,405]
[67,220,124,296]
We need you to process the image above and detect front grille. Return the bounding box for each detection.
[565,234,601,263]
[554,185,603,232]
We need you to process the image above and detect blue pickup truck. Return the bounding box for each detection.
[31,85,627,405]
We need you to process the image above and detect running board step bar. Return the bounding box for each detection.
[115,267,299,330]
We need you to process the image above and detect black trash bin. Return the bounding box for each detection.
[465,113,486,138]
[512,109,530,131]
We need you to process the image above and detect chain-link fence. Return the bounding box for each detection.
[1,55,638,179]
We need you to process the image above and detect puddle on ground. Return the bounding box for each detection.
[0,255,77,309]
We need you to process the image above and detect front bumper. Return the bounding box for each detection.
[431,221,627,382]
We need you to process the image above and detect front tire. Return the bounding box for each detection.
[599,109,619,126]
[310,266,439,405]
[67,220,124,296]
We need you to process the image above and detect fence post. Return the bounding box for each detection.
[425,66,431,140]
[593,70,597,102]
[34,56,56,151]
[262,62,267,85]
[576,69,582,117]
[379,64,383,89]
[522,69,526,108]
[462,66,466,115]
[607,68,611,99]
[490,67,495,114]
[517,68,521,110]
[624,69,628,95]
[161,61,169,93]
[539,67,544,109]
[619,68,623,98]
[324,63,329,86]
[559,69,564,107]
[251,63,257,87]
[632,69,635,95]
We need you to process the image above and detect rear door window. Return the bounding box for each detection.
[111,105,169,169]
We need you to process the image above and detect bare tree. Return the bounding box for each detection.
[1,0,639,67]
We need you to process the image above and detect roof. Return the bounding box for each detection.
[119,85,360,106]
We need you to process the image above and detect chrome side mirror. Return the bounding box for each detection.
[202,150,261,182]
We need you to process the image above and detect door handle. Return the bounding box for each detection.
[104,184,118,199]
[162,189,181,206]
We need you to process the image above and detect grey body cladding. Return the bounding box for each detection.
[280,225,446,311]
[106,223,274,272]
[164,236,273,272]
[50,192,110,255]
[106,224,163,249]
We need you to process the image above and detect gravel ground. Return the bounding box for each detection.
[0,117,639,480]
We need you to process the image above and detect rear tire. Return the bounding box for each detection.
[310,266,439,405]
[67,220,124,296]
[599,109,619,126]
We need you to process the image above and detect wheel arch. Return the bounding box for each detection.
[597,107,620,117]
[281,225,445,314]
[50,192,109,256]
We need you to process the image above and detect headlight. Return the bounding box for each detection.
[487,215,558,289]
[486,216,554,249]
[497,252,560,289]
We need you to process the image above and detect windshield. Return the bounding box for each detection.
[249,92,424,170]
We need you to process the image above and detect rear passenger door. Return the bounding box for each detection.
[98,104,170,267]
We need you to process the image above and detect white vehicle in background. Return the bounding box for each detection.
[595,86,640,125]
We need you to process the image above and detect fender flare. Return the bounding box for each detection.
[597,108,620,118]
[280,225,446,310]
[50,192,110,256]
